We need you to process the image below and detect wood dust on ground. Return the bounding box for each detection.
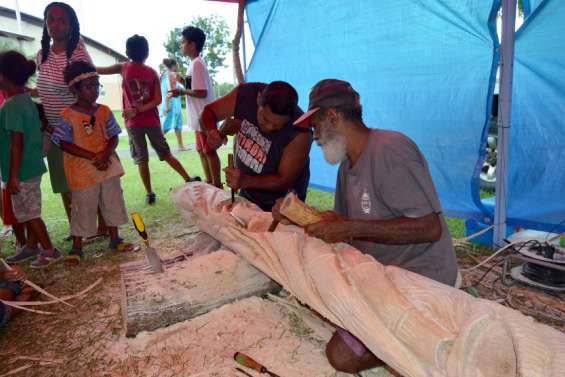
[0,236,562,377]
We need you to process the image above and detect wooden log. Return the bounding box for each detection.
[172,183,565,377]
[121,249,279,337]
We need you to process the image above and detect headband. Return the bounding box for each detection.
[67,71,98,87]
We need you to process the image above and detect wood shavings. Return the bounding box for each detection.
[0,365,33,377]
[107,296,392,377]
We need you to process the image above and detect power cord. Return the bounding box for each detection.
[463,240,541,288]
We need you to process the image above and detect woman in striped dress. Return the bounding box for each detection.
[35,2,106,240]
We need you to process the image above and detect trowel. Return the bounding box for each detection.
[131,212,164,273]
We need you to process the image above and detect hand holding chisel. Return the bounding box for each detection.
[228,153,235,204]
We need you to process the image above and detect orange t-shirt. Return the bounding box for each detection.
[58,105,124,191]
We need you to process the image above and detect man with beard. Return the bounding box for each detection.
[273,79,458,374]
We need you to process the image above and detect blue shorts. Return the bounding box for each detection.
[0,281,23,327]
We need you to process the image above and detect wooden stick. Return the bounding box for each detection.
[0,364,33,377]
[10,356,63,365]
[0,278,102,306]
[0,300,54,315]
[267,219,279,232]
[0,258,73,307]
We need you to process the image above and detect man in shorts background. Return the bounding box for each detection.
[169,26,218,187]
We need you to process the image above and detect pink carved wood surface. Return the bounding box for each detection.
[172,183,565,377]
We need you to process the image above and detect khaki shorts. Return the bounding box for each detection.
[126,126,171,164]
[70,176,128,237]
[9,176,42,223]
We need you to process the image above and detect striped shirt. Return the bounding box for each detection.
[36,39,92,128]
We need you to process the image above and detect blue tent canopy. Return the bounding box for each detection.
[243,0,565,233]
[508,0,565,232]
[524,0,545,16]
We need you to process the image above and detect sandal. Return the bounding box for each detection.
[65,248,84,266]
[109,238,135,253]
[145,192,156,205]
[30,249,63,269]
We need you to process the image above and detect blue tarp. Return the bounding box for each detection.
[524,0,545,16]
[508,0,565,232]
[245,0,499,220]
[246,0,275,46]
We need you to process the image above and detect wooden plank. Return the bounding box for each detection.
[121,245,279,337]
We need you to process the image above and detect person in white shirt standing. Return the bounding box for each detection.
[169,27,218,187]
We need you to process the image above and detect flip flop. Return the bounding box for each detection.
[109,239,135,253]
[64,249,84,267]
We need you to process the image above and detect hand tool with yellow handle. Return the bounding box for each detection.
[234,352,281,377]
[131,212,164,273]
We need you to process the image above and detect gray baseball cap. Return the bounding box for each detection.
[294,79,361,126]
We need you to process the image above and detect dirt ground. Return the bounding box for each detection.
[0,235,563,377]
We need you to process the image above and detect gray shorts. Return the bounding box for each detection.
[9,176,42,223]
[126,126,171,164]
[70,176,128,237]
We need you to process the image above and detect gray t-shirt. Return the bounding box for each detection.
[334,129,458,286]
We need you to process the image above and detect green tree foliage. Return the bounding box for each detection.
[0,40,17,51]
[163,15,231,82]
[214,82,235,97]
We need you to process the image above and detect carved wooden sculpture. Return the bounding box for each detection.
[172,183,565,377]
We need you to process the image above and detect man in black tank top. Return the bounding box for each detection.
[200,81,312,211]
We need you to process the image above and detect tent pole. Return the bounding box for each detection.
[493,0,517,247]
[242,11,248,75]
[14,0,22,33]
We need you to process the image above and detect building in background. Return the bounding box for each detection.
[0,5,126,110]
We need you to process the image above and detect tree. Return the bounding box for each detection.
[163,14,231,83]
[215,82,235,97]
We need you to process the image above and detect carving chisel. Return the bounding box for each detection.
[131,212,164,273]
[234,352,281,377]
[228,153,235,204]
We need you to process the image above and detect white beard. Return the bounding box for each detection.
[319,128,347,165]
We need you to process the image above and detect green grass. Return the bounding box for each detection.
[1,116,485,254]
[1,128,231,255]
[113,110,196,151]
